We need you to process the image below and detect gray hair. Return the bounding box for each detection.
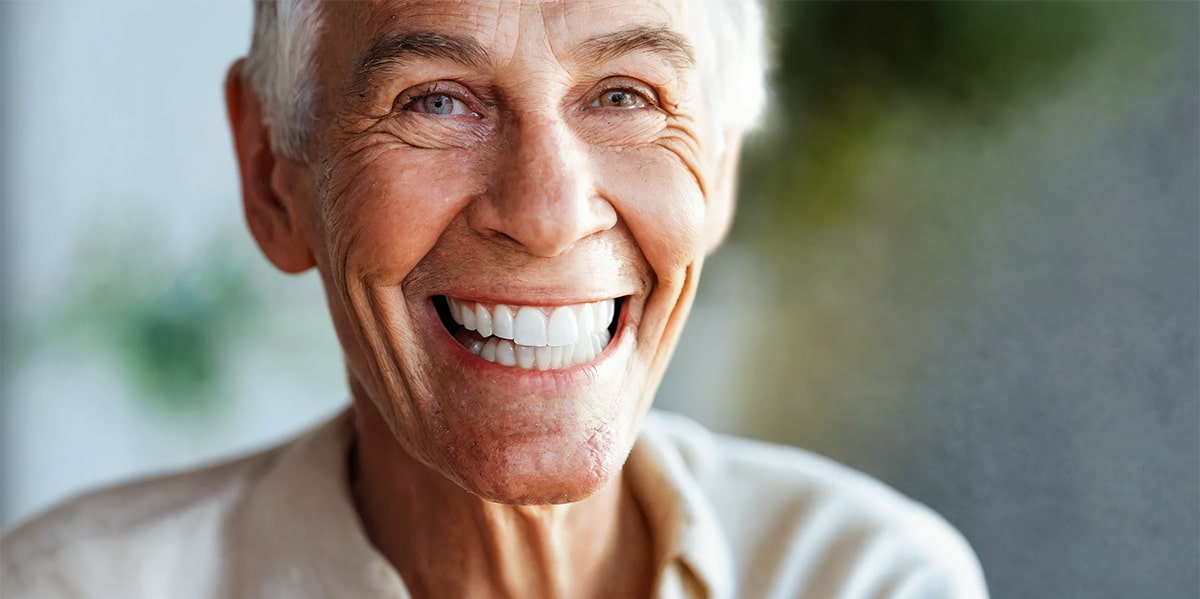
[243,0,768,160]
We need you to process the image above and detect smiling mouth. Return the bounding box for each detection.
[434,296,625,371]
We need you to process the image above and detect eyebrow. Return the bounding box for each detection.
[349,24,696,97]
[575,25,696,72]
[350,31,490,96]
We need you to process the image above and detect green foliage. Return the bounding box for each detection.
[48,228,263,415]
[740,1,1105,232]
[774,2,1099,118]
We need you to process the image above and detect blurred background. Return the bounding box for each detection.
[1,2,1196,597]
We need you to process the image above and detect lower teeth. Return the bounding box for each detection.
[454,329,612,370]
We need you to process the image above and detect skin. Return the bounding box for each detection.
[226,1,742,596]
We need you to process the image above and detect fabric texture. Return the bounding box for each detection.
[1,408,988,598]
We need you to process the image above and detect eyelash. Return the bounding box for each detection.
[590,82,659,110]
[590,86,657,109]
[395,83,475,113]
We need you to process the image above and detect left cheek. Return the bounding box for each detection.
[592,147,707,332]
[593,148,707,280]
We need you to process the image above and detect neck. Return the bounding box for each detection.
[350,398,655,599]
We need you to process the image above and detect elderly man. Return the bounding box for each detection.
[2,1,987,597]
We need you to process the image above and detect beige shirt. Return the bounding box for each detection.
[1,409,988,598]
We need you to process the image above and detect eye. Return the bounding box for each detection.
[588,88,651,109]
[404,93,473,117]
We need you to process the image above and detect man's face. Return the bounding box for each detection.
[267,0,733,504]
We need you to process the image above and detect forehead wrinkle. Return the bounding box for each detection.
[348,30,492,97]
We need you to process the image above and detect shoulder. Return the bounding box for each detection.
[0,441,286,598]
[642,410,989,598]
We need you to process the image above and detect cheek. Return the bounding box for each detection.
[592,147,707,380]
[592,149,706,284]
[323,147,483,285]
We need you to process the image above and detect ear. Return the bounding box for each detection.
[225,59,316,274]
[703,131,744,254]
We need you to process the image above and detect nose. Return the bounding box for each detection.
[467,115,616,257]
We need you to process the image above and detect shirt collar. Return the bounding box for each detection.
[627,411,734,599]
[224,408,408,598]
[229,408,732,598]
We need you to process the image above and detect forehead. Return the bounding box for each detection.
[323,0,702,66]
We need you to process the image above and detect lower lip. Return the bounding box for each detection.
[429,298,630,381]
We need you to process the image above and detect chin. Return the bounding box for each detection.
[434,409,633,505]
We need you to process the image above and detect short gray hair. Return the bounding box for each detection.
[242,0,322,160]
[243,0,768,160]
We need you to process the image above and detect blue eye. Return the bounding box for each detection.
[589,88,649,109]
[408,93,471,116]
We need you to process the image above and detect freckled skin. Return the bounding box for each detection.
[227,0,740,596]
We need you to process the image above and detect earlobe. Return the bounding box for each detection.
[225,59,316,274]
[704,132,744,255]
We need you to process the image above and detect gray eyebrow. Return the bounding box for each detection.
[350,31,490,97]
[575,25,696,72]
[348,25,696,98]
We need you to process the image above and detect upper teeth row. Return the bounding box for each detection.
[447,297,615,348]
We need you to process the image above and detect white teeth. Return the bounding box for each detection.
[475,304,492,337]
[592,330,609,356]
[493,305,514,340]
[535,346,553,370]
[515,344,536,369]
[573,304,593,341]
[513,307,548,346]
[573,334,591,363]
[444,296,618,370]
[461,302,476,331]
[495,339,517,366]
[547,306,578,346]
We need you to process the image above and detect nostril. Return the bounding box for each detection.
[491,230,521,248]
